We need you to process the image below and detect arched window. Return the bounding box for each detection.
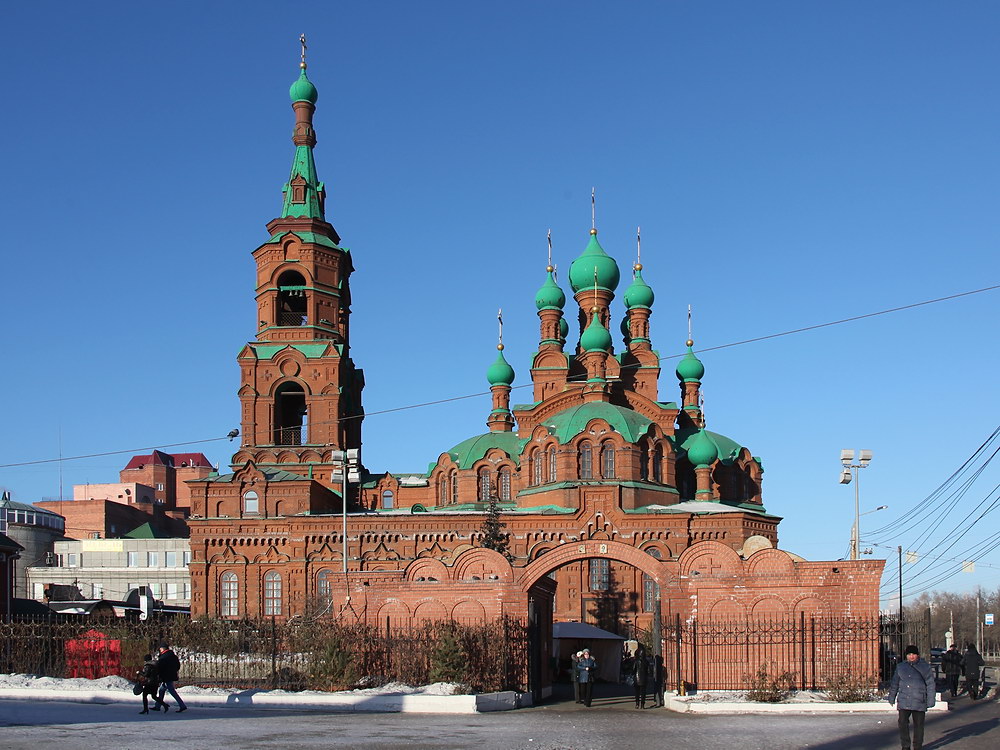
[263,571,282,616]
[220,571,239,617]
[242,490,259,515]
[589,558,609,591]
[652,444,663,483]
[478,468,491,501]
[601,442,616,479]
[499,468,511,501]
[317,569,333,607]
[274,382,307,446]
[639,440,649,480]
[276,270,308,326]
[548,447,557,482]
[643,548,662,612]
[532,449,542,486]
[580,442,593,480]
[439,476,448,505]
[451,472,459,503]
[382,490,394,509]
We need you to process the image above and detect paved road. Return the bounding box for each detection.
[0,693,997,749]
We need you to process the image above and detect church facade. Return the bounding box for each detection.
[186,58,882,647]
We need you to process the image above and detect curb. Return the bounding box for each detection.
[665,692,949,715]
[0,688,531,714]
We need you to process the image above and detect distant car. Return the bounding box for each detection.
[930,647,945,663]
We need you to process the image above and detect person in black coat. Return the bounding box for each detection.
[154,642,188,713]
[888,645,935,750]
[576,648,597,708]
[962,643,986,700]
[632,646,649,708]
[940,644,963,697]
[135,654,160,714]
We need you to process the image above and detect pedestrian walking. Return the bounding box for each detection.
[651,654,665,707]
[888,644,935,750]
[154,641,188,713]
[941,643,963,697]
[570,651,582,704]
[962,643,986,700]
[135,653,160,714]
[577,648,597,708]
[632,645,649,708]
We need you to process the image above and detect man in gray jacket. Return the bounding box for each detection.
[888,645,936,750]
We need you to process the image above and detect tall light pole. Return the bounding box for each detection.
[839,449,873,560]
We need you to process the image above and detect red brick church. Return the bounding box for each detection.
[186,54,883,665]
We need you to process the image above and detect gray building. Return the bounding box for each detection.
[0,492,66,598]
[26,537,192,606]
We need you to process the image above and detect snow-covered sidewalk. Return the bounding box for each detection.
[0,674,529,714]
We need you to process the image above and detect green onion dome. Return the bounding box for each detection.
[620,315,631,340]
[289,68,319,103]
[569,230,621,293]
[676,342,705,382]
[623,265,654,309]
[580,310,612,352]
[686,429,719,468]
[534,267,566,310]
[486,346,515,386]
[558,317,569,340]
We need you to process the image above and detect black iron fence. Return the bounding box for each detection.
[0,615,528,693]
[661,614,889,691]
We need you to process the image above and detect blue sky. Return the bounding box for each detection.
[1,2,998,606]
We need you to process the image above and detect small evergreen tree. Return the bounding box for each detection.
[429,625,468,685]
[479,493,513,563]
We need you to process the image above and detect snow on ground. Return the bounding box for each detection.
[678,690,884,704]
[0,674,462,697]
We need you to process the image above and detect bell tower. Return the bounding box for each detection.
[233,44,365,480]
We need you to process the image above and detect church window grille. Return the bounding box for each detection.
[653,445,663,483]
[439,477,448,505]
[274,382,307,445]
[580,443,593,480]
[532,450,542,486]
[601,442,616,479]
[548,447,557,482]
[642,548,662,612]
[589,558,609,591]
[499,468,511,501]
[276,270,308,327]
[382,490,394,509]
[478,469,491,502]
[451,472,459,503]
[220,572,239,617]
[263,571,282,616]
[317,569,333,606]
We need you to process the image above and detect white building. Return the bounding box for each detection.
[26,536,191,606]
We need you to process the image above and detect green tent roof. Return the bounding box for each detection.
[445,432,527,470]
[124,522,171,539]
[541,402,655,444]
[676,427,746,465]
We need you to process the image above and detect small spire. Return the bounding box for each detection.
[593,267,599,311]
[547,229,553,272]
[498,308,504,349]
[299,33,308,68]
[635,226,642,272]
[687,304,693,346]
[591,187,596,233]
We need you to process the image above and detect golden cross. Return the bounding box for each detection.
[300,34,308,66]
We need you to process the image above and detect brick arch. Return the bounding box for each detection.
[404,557,449,583]
[517,539,669,593]
[746,548,796,578]
[677,540,743,578]
[453,548,513,582]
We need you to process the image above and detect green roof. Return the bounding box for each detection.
[569,231,621,293]
[192,467,311,483]
[289,68,318,103]
[541,402,655,444]
[242,343,331,360]
[124,522,171,539]
[445,432,527,469]
[263,231,341,250]
[675,427,746,465]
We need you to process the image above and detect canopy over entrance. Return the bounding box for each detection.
[552,621,624,682]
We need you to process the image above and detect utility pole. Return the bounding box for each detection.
[839,450,873,560]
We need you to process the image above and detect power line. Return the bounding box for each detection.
[1,283,997,471]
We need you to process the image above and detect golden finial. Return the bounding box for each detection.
[299,33,308,69]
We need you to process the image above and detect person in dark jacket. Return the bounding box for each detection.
[577,648,597,708]
[940,643,963,697]
[632,646,649,708]
[888,645,935,750]
[570,651,582,704]
[962,643,986,700]
[650,654,665,707]
[135,653,160,714]
[154,642,188,713]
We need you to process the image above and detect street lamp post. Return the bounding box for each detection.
[839,449,873,561]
